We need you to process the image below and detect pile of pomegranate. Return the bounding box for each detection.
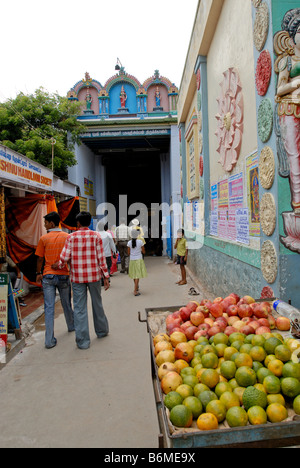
[166,293,290,341]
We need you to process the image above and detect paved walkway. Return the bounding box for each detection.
[0,257,202,448]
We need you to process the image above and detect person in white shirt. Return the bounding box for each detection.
[127,229,147,296]
[116,218,130,273]
[96,222,117,276]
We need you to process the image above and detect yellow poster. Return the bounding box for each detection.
[246,152,260,236]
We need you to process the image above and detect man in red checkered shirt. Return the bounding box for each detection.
[55,212,110,349]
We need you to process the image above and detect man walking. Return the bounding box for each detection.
[55,212,110,350]
[35,211,75,349]
[115,218,130,273]
[96,221,117,277]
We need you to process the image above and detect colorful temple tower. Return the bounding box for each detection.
[67,68,179,256]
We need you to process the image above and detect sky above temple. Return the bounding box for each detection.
[0,0,198,101]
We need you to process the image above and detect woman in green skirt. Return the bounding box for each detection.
[127,229,147,296]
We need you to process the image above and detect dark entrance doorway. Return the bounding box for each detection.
[104,151,162,255]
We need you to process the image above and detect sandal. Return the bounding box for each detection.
[188,287,199,295]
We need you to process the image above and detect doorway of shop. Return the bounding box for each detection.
[104,151,163,255]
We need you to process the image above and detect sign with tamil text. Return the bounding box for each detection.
[0,144,53,190]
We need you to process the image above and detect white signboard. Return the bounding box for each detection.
[0,144,53,190]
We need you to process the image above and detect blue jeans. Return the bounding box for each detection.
[42,275,75,348]
[71,281,109,349]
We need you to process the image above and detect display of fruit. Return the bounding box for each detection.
[153,294,300,432]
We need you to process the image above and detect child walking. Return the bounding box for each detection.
[174,228,188,285]
[127,230,147,296]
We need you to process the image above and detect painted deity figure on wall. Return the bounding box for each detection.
[120,86,127,108]
[274,8,300,252]
[155,87,161,107]
[86,91,92,110]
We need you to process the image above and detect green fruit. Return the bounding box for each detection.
[242,386,267,411]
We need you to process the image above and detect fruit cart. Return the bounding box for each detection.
[139,304,300,448]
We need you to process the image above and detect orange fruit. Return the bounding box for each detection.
[274,345,291,362]
[215,343,227,357]
[228,378,239,390]
[197,412,219,431]
[219,391,240,410]
[257,367,273,384]
[220,360,237,380]
[235,366,257,387]
[214,381,232,398]
[235,353,253,368]
[201,352,219,369]
[213,333,229,345]
[264,354,276,367]
[191,356,202,368]
[254,383,267,394]
[233,386,245,404]
[196,368,206,382]
[268,359,284,377]
[200,344,217,356]
[264,337,282,355]
[267,394,286,407]
[293,395,300,415]
[206,400,227,422]
[193,383,209,397]
[226,406,248,427]
[183,396,203,419]
[224,346,239,361]
[252,361,264,373]
[247,406,267,425]
[281,377,300,398]
[181,367,196,378]
[164,391,183,410]
[229,332,245,344]
[282,362,300,380]
[250,346,266,362]
[239,343,252,354]
[198,390,218,410]
[176,384,194,399]
[231,340,242,351]
[252,335,266,347]
[170,405,193,427]
[196,336,209,345]
[266,403,288,423]
[263,375,281,394]
[200,369,220,388]
[182,375,199,389]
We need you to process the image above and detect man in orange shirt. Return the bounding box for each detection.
[35,212,74,349]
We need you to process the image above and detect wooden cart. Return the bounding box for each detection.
[139,305,300,448]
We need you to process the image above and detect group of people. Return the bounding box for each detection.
[35,212,148,350]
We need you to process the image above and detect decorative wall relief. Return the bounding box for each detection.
[253,2,269,52]
[259,146,275,189]
[260,193,276,236]
[255,50,272,96]
[261,240,278,284]
[274,8,300,253]
[252,0,261,8]
[257,98,273,143]
[215,68,244,172]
